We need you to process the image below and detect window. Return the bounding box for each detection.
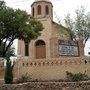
[37,5,41,15]
[36,40,45,46]
[45,5,49,15]
[25,42,29,56]
[32,8,34,16]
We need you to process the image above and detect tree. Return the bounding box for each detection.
[0,1,43,84]
[0,42,15,84]
[64,6,90,41]
[64,14,75,40]
[4,47,15,84]
[0,1,43,57]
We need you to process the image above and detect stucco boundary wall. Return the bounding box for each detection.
[16,56,90,80]
[0,81,90,90]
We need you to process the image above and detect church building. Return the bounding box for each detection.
[16,0,90,80]
[18,0,77,59]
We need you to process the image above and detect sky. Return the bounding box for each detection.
[3,0,90,56]
[4,0,90,22]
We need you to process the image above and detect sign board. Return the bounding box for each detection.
[58,40,79,56]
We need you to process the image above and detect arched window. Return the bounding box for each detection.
[36,40,45,46]
[37,5,41,15]
[45,5,49,15]
[32,8,34,16]
[25,42,29,56]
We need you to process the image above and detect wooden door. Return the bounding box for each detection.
[36,45,46,59]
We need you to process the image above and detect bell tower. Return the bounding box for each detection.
[18,0,53,58]
[31,0,53,20]
[28,0,53,59]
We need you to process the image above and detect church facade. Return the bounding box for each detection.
[15,0,90,81]
[18,0,71,59]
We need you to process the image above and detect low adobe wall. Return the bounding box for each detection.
[16,56,90,81]
[0,67,5,84]
[0,67,5,79]
[0,81,90,90]
[0,56,90,83]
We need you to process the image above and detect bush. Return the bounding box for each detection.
[66,71,89,82]
[4,60,14,84]
[17,73,31,83]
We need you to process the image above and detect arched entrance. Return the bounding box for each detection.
[35,40,46,59]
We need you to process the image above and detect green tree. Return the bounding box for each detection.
[0,42,15,84]
[64,14,75,40]
[0,1,43,84]
[0,1,43,57]
[64,6,90,41]
[4,47,15,84]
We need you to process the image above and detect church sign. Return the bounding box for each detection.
[58,40,79,56]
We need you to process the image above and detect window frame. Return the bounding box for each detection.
[37,5,42,15]
[45,5,49,15]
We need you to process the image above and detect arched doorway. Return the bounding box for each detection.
[35,40,46,59]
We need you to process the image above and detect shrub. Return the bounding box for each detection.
[17,73,31,83]
[0,86,3,90]
[4,60,14,84]
[66,71,89,82]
